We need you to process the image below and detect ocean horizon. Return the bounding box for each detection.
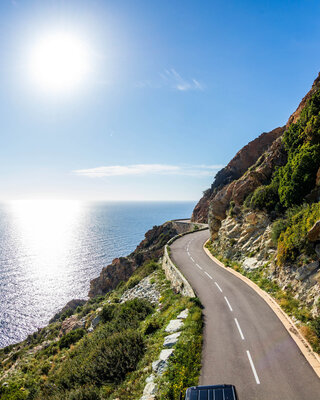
[0,200,195,348]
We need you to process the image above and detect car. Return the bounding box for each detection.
[181,384,238,400]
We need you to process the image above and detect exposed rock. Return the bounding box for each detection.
[159,348,174,361]
[49,299,86,324]
[295,261,319,281]
[59,315,85,336]
[145,374,155,383]
[286,72,320,127]
[152,359,167,375]
[163,332,181,348]
[121,273,160,305]
[142,382,157,397]
[165,319,184,333]
[192,127,284,223]
[307,220,320,242]
[177,309,189,319]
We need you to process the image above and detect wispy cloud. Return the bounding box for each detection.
[73,164,223,178]
[160,69,204,91]
[135,69,204,91]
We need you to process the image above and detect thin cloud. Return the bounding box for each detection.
[73,164,223,178]
[160,69,204,91]
[135,69,205,91]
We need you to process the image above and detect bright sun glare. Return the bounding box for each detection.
[29,32,90,93]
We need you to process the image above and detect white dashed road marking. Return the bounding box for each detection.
[224,296,233,311]
[214,282,223,292]
[247,350,260,384]
[196,263,203,270]
[234,318,245,340]
[205,271,213,280]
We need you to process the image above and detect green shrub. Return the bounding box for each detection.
[313,316,320,339]
[143,319,160,335]
[100,305,116,323]
[277,203,320,264]
[55,330,145,388]
[67,386,100,400]
[278,143,320,207]
[249,182,279,212]
[59,329,85,350]
[271,219,288,245]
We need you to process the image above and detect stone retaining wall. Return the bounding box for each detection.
[162,226,208,297]
[162,245,195,297]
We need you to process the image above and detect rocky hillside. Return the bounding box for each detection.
[193,72,320,315]
[89,220,197,297]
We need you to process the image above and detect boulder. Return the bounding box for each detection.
[60,315,85,336]
[165,319,184,333]
[295,261,319,281]
[177,309,189,319]
[163,332,181,348]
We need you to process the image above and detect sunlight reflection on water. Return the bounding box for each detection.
[0,200,195,347]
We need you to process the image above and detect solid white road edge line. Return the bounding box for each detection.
[224,296,233,311]
[214,282,223,292]
[234,318,245,340]
[205,271,213,280]
[196,263,203,270]
[246,350,260,384]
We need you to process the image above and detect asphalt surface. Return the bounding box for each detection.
[170,229,320,400]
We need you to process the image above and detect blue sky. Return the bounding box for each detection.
[0,0,320,201]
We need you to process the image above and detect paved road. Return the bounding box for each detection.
[170,229,320,400]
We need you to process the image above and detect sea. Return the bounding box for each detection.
[0,200,195,348]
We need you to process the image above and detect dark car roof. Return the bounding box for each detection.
[185,384,238,400]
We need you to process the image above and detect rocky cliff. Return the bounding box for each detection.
[191,126,285,224]
[193,72,320,314]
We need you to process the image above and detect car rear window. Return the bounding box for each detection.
[189,386,236,400]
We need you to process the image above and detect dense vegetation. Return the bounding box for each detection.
[0,260,203,400]
[245,88,320,265]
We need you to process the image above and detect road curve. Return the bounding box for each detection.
[170,229,320,400]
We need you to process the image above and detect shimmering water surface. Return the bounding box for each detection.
[0,200,195,347]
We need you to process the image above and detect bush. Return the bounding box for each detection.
[143,319,160,335]
[100,305,116,323]
[277,203,320,265]
[271,219,288,245]
[55,330,145,388]
[249,183,279,212]
[67,386,100,400]
[59,329,85,350]
[278,143,320,208]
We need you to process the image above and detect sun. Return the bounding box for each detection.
[29,32,90,93]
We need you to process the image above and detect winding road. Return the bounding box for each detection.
[170,229,320,400]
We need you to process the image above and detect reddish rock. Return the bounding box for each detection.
[286,72,320,127]
[191,127,284,223]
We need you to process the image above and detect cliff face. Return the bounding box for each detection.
[192,73,320,228]
[193,72,320,313]
[192,126,286,232]
[191,127,284,224]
